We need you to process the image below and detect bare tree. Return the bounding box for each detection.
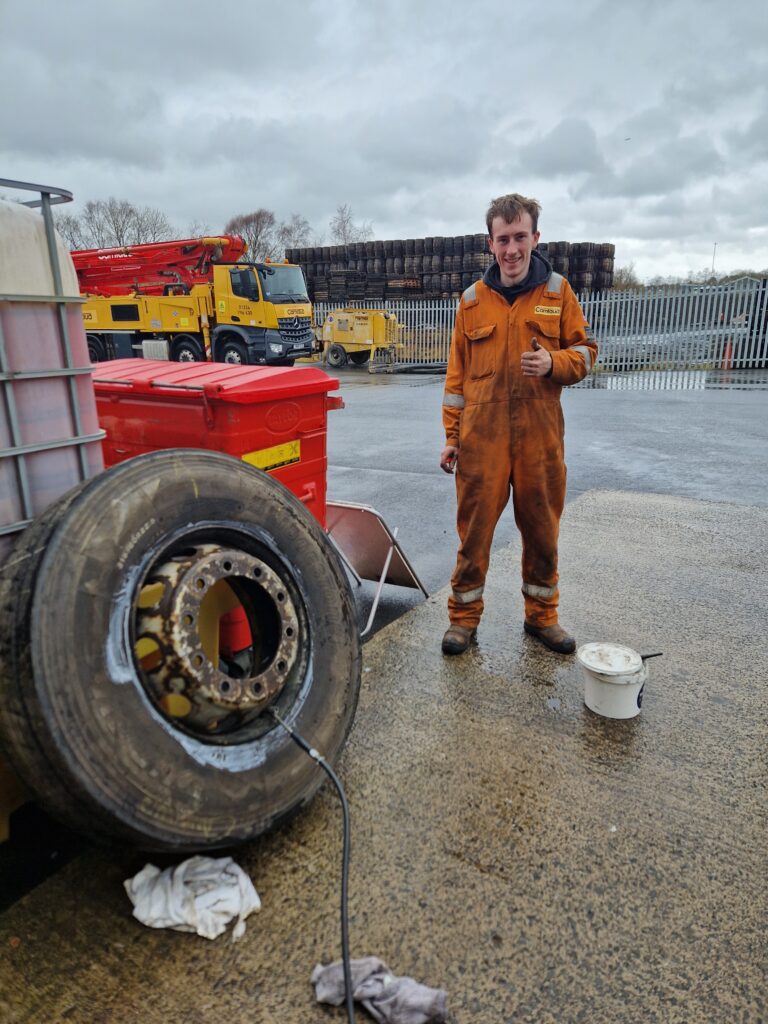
[276,212,313,251]
[55,211,88,249]
[55,197,175,249]
[329,203,373,245]
[133,204,175,243]
[186,218,212,238]
[224,209,278,261]
[612,263,642,290]
[100,198,137,246]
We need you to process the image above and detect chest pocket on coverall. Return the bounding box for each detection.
[466,324,496,380]
[525,317,560,352]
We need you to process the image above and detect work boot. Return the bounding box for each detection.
[441,624,476,655]
[523,621,576,655]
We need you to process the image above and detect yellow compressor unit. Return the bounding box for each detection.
[319,308,400,369]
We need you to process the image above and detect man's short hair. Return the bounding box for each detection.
[486,194,541,236]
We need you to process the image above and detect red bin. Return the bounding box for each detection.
[92,360,342,528]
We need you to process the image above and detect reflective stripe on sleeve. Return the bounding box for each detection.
[462,282,477,302]
[452,585,484,604]
[571,345,594,371]
[443,393,465,408]
[522,581,558,599]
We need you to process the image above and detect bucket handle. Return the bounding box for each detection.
[640,652,663,661]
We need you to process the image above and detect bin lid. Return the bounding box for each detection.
[92,360,339,403]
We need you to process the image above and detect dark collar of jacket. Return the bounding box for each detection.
[483,249,552,304]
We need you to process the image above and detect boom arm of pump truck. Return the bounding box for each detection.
[71,235,248,297]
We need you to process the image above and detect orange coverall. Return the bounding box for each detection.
[442,271,597,628]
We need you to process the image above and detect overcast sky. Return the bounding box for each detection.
[2,0,767,280]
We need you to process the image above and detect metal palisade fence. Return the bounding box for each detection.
[313,277,768,373]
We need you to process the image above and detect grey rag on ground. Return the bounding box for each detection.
[311,956,448,1023]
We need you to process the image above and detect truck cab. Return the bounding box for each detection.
[211,261,314,365]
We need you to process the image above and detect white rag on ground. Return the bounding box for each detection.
[124,855,261,941]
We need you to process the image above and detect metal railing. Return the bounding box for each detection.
[313,278,768,373]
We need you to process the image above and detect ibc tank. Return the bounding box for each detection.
[0,182,104,564]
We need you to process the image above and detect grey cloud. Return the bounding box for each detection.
[607,107,681,147]
[2,0,767,280]
[712,179,768,231]
[0,50,167,168]
[519,119,609,179]
[574,133,725,200]
[0,2,330,90]
[663,55,768,115]
[725,107,768,162]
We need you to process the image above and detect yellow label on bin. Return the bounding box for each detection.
[242,439,301,472]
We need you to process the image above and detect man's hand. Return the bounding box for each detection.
[521,338,553,377]
[440,445,459,474]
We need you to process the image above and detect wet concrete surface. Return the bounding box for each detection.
[2,490,766,1023]
[326,368,768,633]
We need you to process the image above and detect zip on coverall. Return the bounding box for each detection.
[442,271,597,628]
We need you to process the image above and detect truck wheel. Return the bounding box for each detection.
[87,334,107,363]
[171,334,205,362]
[349,351,370,366]
[0,450,361,852]
[327,344,348,368]
[219,338,249,364]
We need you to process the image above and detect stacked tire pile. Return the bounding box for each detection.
[539,241,615,293]
[287,237,615,302]
[287,234,493,302]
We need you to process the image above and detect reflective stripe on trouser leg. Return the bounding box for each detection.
[449,441,512,628]
[521,580,560,626]
[511,402,566,628]
[452,585,485,604]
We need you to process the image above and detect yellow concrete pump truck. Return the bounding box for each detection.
[72,235,315,366]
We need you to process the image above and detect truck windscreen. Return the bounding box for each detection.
[258,265,308,303]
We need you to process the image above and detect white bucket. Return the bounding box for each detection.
[577,642,647,720]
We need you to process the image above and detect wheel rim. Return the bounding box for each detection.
[224,348,244,364]
[133,533,309,745]
[177,348,196,362]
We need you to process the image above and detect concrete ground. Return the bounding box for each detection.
[2,370,767,1022]
[325,369,768,632]
[2,488,766,1023]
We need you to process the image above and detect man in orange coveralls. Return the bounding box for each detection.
[440,194,597,655]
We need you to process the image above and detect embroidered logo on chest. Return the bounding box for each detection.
[534,305,561,316]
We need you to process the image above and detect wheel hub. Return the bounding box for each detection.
[135,543,300,735]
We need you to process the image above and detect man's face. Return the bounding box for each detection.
[488,213,540,287]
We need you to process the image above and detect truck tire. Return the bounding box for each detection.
[327,344,348,368]
[219,338,249,364]
[87,333,108,363]
[0,450,361,852]
[171,334,205,362]
[349,351,370,366]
